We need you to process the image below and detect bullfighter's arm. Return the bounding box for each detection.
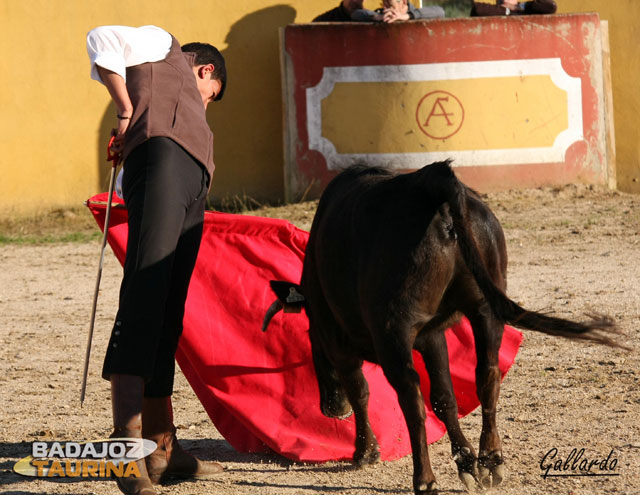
[86,25,172,152]
[95,67,132,153]
[471,0,556,16]
[408,3,445,19]
[350,9,384,21]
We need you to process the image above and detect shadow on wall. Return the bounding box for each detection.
[96,6,297,203]
[208,5,297,206]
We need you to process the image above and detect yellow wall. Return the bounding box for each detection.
[0,0,375,217]
[0,1,637,218]
[556,0,640,192]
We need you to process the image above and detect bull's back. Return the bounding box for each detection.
[305,165,394,262]
[301,164,456,338]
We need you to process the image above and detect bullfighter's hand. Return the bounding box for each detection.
[109,118,130,154]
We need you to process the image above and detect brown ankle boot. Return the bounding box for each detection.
[143,396,223,484]
[110,375,157,495]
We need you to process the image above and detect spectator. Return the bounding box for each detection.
[352,0,445,22]
[313,0,365,22]
[471,0,557,16]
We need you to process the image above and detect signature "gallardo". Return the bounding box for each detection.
[540,447,619,479]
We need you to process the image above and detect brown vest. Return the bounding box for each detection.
[122,36,214,179]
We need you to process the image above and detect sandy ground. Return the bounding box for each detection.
[1,184,639,495]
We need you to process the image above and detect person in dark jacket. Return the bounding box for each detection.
[471,0,557,16]
[352,0,445,22]
[87,24,227,495]
[313,0,365,21]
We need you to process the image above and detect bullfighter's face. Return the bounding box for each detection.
[192,65,223,109]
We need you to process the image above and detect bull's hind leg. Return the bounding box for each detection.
[308,301,379,466]
[375,331,437,495]
[336,360,380,467]
[415,330,479,492]
[307,297,352,420]
[468,305,506,488]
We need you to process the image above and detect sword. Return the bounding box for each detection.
[80,135,121,406]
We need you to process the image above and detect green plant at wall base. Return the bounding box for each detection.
[0,232,102,245]
[0,207,101,245]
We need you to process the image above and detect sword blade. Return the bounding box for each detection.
[80,164,118,406]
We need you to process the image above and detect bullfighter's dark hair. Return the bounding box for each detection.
[181,42,227,101]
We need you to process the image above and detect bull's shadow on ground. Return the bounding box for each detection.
[0,439,465,494]
[0,492,92,495]
[175,439,375,474]
[177,437,292,466]
[169,438,360,472]
[231,480,465,494]
[165,439,467,494]
[164,438,358,473]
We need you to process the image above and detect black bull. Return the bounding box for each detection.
[262,161,624,495]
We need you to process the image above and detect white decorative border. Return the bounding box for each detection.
[306,59,583,170]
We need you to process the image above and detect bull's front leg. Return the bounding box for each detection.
[469,307,506,489]
[337,362,380,467]
[377,337,437,495]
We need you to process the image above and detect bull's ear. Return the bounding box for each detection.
[270,280,304,302]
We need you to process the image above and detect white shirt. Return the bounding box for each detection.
[86,25,172,84]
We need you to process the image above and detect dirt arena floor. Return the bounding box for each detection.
[1,184,639,495]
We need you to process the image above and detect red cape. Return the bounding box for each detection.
[87,193,522,462]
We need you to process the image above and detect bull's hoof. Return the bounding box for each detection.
[478,451,505,488]
[415,480,438,495]
[322,403,353,420]
[336,409,354,420]
[354,446,380,468]
[453,447,480,492]
[458,471,477,492]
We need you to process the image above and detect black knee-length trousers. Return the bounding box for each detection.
[102,137,209,397]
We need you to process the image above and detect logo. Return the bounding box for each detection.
[13,438,157,478]
[416,90,464,140]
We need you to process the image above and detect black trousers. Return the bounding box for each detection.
[102,137,209,397]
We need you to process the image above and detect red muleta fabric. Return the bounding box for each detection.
[86,192,523,463]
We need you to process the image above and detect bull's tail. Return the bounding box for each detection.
[430,161,627,350]
[262,281,305,331]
